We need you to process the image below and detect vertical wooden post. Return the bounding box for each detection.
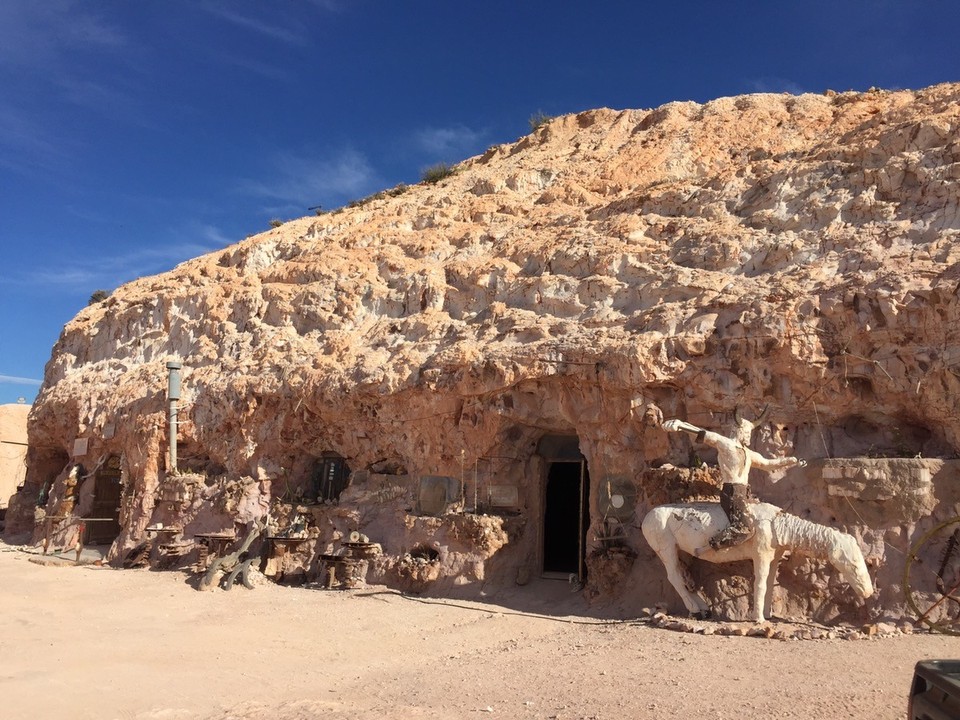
[43,516,52,554]
[75,521,86,564]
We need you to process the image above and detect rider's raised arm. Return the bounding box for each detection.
[748,450,804,475]
[661,419,705,436]
[662,420,733,451]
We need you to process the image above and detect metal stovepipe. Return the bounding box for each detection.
[166,361,182,473]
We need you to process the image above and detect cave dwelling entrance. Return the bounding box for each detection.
[85,455,123,545]
[538,435,590,584]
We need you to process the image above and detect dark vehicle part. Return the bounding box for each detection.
[909,660,960,720]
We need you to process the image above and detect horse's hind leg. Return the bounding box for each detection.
[762,550,785,621]
[653,543,710,619]
[751,548,779,623]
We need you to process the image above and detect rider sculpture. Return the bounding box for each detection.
[662,407,804,554]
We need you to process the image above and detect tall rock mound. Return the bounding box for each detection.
[15,84,960,622]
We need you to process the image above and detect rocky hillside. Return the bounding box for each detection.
[13,84,960,619]
[36,84,960,463]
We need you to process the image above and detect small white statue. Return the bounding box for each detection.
[662,406,804,554]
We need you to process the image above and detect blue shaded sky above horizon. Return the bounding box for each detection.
[1,0,957,404]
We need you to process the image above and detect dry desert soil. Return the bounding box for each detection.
[0,543,954,720]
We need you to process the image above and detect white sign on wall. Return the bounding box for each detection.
[72,437,88,457]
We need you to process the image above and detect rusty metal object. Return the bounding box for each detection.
[905,516,960,635]
[263,535,312,582]
[317,536,381,589]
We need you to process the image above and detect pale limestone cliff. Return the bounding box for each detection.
[13,83,960,622]
[0,403,29,515]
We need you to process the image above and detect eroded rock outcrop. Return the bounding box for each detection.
[13,84,960,622]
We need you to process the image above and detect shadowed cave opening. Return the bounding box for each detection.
[542,460,590,579]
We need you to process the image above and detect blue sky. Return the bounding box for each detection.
[1,0,957,405]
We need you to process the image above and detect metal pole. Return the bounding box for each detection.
[166,361,182,473]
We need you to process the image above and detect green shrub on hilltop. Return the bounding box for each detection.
[529,110,553,132]
[421,163,456,184]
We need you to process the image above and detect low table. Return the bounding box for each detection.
[144,526,184,568]
[264,536,312,582]
[192,532,236,570]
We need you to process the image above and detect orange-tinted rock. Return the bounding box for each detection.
[13,84,960,621]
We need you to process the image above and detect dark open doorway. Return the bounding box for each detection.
[311,454,351,504]
[542,457,590,581]
[85,456,122,545]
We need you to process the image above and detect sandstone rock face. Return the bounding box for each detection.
[14,84,960,622]
[0,403,29,518]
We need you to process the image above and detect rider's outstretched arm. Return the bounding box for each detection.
[662,419,731,450]
[749,450,804,476]
[661,419,704,435]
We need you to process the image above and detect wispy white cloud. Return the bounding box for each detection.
[0,2,136,174]
[54,75,161,137]
[196,223,235,248]
[95,238,229,279]
[203,6,307,45]
[306,0,344,12]
[22,268,101,290]
[4,233,231,293]
[415,125,486,158]
[0,374,42,387]
[212,52,292,82]
[57,76,137,115]
[0,107,63,174]
[238,149,378,211]
[0,1,126,69]
[748,77,806,95]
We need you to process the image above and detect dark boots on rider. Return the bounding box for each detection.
[709,482,752,550]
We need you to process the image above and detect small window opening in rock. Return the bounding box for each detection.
[175,444,224,477]
[311,454,351,503]
[369,458,407,475]
[846,376,873,399]
[410,545,440,562]
[504,424,522,442]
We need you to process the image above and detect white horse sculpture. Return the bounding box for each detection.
[641,501,874,623]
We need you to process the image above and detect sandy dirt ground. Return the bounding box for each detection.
[0,543,954,720]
